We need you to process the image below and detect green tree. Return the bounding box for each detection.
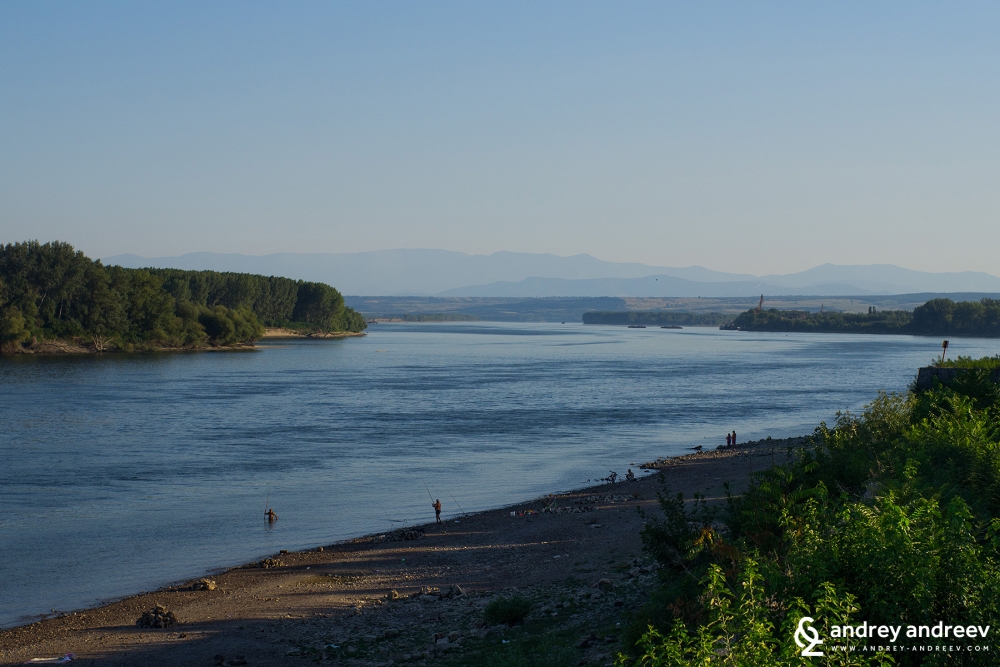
[0,305,30,350]
[293,281,346,329]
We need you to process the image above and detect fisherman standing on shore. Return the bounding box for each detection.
[433,499,442,524]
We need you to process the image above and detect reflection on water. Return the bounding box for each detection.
[1,323,996,626]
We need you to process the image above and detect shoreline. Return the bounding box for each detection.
[260,328,367,339]
[0,330,366,356]
[0,435,808,665]
[1,341,259,356]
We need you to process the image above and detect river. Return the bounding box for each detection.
[1,322,996,627]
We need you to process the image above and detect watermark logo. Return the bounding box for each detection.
[795,618,991,657]
[795,616,824,657]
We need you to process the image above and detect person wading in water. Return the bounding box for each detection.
[433,499,442,524]
[265,508,278,523]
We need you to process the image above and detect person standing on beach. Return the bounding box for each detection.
[433,499,442,524]
[726,433,732,447]
[732,431,737,447]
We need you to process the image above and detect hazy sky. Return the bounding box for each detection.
[2,2,999,275]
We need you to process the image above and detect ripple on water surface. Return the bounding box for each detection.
[1,323,997,626]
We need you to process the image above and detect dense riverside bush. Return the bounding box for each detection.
[937,354,1000,370]
[0,241,365,352]
[624,357,1000,666]
[629,563,891,666]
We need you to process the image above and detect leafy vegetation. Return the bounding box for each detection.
[623,357,1000,666]
[724,298,1000,337]
[629,563,891,666]
[484,594,534,627]
[936,355,1000,370]
[911,298,1000,336]
[582,311,733,326]
[0,240,365,353]
[723,308,912,334]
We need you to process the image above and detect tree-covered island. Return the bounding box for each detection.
[0,241,366,354]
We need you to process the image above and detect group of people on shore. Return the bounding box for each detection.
[725,430,738,447]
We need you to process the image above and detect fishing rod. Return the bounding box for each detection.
[263,489,270,517]
[448,491,467,517]
[379,505,402,530]
[379,505,404,525]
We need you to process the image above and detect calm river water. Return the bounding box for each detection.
[1,323,997,627]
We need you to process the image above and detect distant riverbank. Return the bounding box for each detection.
[582,311,732,326]
[722,297,1000,337]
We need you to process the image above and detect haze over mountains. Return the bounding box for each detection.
[104,250,1000,298]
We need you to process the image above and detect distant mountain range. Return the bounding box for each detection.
[103,250,1000,297]
[437,275,867,298]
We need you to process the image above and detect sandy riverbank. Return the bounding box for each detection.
[0,437,808,667]
[2,340,259,355]
[261,328,367,339]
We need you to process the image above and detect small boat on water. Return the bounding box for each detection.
[660,325,682,329]
[627,324,646,328]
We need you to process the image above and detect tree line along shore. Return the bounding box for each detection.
[581,311,733,326]
[0,241,366,354]
[722,297,1000,336]
[585,297,1000,337]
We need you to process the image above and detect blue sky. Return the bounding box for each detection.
[2,2,998,274]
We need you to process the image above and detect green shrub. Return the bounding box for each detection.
[484,594,533,626]
[627,356,1000,667]
[626,561,893,666]
[485,636,577,667]
[935,354,1000,370]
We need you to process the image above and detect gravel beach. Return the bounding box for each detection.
[0,437,807,666]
